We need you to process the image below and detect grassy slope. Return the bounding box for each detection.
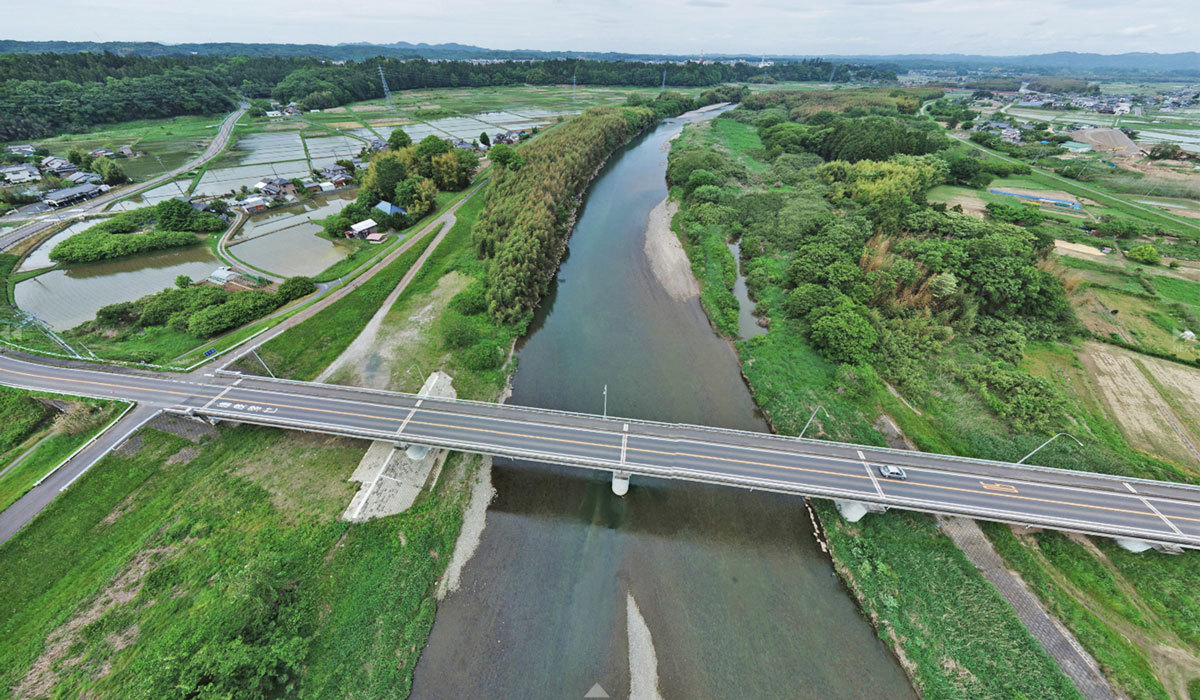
[0,425,471,698]
[0,400,126,513]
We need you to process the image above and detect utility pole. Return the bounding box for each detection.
[1017,433,1082,464]
[602,384,608,418]
[661,69,666,92]
[799,405,829,439]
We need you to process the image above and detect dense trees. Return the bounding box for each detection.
[49,199,225,264]
[473,105,658,323]
[89,275,314,337]
[668,103,1078,418]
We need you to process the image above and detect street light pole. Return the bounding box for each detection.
[603,384,608,418]
[799,405,829,439]
[1017,432,1083,464]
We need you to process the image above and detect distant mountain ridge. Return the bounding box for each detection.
[0,40,1196,75]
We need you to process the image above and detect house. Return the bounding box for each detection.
[322,167,352,186]
[0,163,41,184]
[368,139,388,152]
[42,183,102,207]
[116,145,135,157]
[40,156,78,176]
[318,182,336,192]
[373,200,408,217]
[365,232,388,244]
[89,148,114,158]
[345,218,378,239]
[301,179,322,193]
[254,177,297,197]
[237,196,270,213]
[452,139,475,151]
[492,131,518,145]
[5,144,35,156]
[1000,128,1022,144]
[265,110,283,118]
[65,171,102,184]
[207,267,241,285]
[283,105,302,116]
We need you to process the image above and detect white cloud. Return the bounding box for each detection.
[3,0,1198,54]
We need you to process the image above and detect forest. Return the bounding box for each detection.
[0,50,890,140]
[669,94,1077,428]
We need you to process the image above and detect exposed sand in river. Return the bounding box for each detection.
[643,197,699,301]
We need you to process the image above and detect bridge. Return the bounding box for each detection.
[2,353,1200,552]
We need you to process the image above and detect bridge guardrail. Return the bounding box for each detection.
[213,370,1200,497]
[172,406,1200,549]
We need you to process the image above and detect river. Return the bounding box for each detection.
[411,112,915,698]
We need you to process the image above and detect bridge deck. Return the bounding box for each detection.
[3,355,1199,548]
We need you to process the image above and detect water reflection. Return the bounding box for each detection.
[15,245,219,330]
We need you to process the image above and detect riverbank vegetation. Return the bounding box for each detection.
[669,91,1200,697]
[49,199,225,264]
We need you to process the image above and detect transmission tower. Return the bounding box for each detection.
[379,65,394,110]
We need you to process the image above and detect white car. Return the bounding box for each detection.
[877,464,907,480]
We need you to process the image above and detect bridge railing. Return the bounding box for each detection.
[215,370,1200,497]
[172,405,1200,549]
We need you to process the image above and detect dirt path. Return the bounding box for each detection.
[643,197,699,301]
[213,180,486,374]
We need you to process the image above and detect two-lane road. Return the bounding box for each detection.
[0,102,249,252]
[2,352,1200,549]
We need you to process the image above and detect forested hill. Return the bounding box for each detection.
[0,53,893,141]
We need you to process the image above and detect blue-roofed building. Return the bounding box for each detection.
[374,200,408,217]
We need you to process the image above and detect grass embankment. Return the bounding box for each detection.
[0,423,473,698]
[0,392,126,512]
[255,228,439,380]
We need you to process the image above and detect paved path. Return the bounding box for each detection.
[0,102,249,252]
[0,404,160,544]
[940,516,1117,700]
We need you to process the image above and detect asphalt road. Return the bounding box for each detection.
[0,102,249,252]
[2,352,1200,549]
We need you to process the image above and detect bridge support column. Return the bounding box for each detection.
[612,471,630,497]
[834,499,886,523]
[1114,537,1183,554]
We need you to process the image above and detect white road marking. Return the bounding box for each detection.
[202,386,233,410]
[859,450,883,497]
[1142,497,1183,535]
[396,398,424,435]
[1124,482,1138,493]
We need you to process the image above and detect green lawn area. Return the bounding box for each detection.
[0,422,474,698]
[0,400,127,512]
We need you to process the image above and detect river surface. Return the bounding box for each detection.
[411,113,915,698]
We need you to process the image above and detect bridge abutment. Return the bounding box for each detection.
[1114,537,1183,554]
[834,499,886,523]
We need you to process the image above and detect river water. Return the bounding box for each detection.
[411,113,915,698]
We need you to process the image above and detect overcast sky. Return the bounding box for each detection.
[6,0,1199,55]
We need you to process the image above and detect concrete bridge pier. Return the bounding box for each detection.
[834,499,886,523]
[1114,537,1183,554]
[612,471,630,496]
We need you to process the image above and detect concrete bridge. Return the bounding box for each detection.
[1,353,1198,552]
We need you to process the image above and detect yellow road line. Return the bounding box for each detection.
[4,365,1199,528]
